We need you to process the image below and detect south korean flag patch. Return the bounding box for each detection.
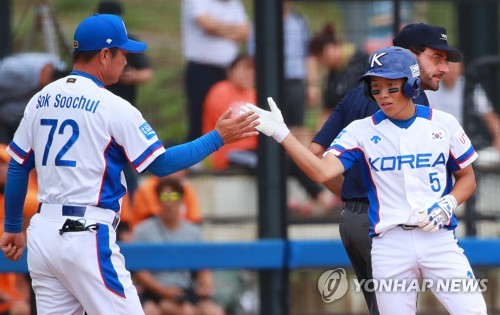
[139,122,156,140]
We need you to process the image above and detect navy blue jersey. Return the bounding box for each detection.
[312,83,430,201]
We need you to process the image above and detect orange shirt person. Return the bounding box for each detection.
[202,54,258,170]
[131,170,201,228]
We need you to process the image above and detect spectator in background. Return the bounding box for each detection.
[133,178,225,315]
[246,3,337,214]
[248,0,320,134]
[202,54,258,171]
[202,54,336,214]
[132,169,201,229]
[309,24,369,124]
[426,62,500,150]
[0,53,66,144]
[96,0,154,197]
[363,2,415,54]
[182,0,250,142]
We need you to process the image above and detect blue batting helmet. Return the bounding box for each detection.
[360,46,421,101]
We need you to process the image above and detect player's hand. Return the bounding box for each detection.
[0,232,26,261]
[418,195,457,232]
[215,107,259,144]
[240,97,290,143]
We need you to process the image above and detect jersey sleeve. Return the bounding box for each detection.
[6,95,37,164]
[447,116,478,171]
[324,123,364,171]
[108,102,165,173]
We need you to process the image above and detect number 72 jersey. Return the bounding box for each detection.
[6,75,165,211]
[326,105,478,236]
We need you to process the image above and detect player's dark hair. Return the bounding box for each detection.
[407,45,426,56]
[228,53,253,70]
[73,48,120,63]
[308,23,337,57]
[156,178,185,198]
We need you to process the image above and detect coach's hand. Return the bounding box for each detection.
[418,195,457,232]
[215,107,259,144]
[240,97,290,143]
[0,232,26,261]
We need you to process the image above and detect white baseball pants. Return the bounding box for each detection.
[27,203,144,315]
[372,226,487,315]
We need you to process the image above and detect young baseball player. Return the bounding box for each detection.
[242,46,487,314]
[307,23,463,315]
[0,14,258,315]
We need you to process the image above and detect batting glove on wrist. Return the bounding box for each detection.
[240,97,290,143]
[418,195,457,232]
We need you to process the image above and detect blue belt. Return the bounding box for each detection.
[37,204,86,217]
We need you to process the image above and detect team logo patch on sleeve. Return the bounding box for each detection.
[455,129,471,150]
[139,122,156,140]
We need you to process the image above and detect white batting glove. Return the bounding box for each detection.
[418,195,457,232]
[240,97,290,143]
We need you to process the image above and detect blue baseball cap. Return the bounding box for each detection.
[73,14,147,53]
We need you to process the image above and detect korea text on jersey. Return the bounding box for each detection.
[369,153,446,172]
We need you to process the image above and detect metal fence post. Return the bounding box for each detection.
[254,0,289,314]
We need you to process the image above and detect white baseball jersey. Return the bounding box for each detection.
[326,105,477,236]
[7,72,165,211]
[182,0,248,67]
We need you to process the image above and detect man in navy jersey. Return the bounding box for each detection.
[307,23,463,314]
